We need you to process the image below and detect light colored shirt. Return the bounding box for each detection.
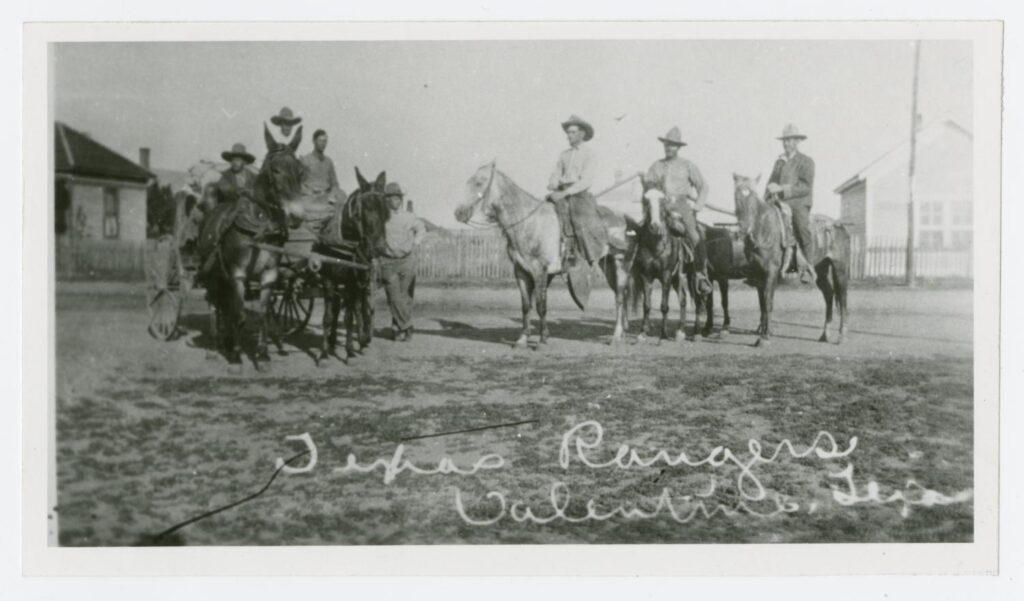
[383,209,426,259]
[547,143,596,195]
[301,151,343,201]
[644,156,707,210]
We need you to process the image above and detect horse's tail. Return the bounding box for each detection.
[624,265,645,317]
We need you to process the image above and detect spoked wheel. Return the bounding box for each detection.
[270,274,315,337]
[146,236,186,341]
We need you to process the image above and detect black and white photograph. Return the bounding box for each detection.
[19,19,1003,578]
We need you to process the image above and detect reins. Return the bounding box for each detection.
[464,165,548,230]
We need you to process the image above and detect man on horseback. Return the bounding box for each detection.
[214,143,257,204]
[642,126,713,295]
[546,114,607,267]
[765,124,817,284]
[264,106,303,154]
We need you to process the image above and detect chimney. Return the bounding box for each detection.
[406,199,413,213]
[138,147,151,169]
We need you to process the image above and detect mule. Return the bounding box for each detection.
[454,161,632,346]
[312,169,391,362]
[198,135,305,372]
[626,188,699,343]
[732,173,851,346]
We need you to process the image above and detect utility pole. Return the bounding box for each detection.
[905,40,922,286]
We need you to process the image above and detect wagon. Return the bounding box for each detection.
[145,189,368,341]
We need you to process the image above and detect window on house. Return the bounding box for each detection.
[103,187,120,239]
[919,202,943,227]
[952,202,972,226]
[951,230,973,250]
[918,230,944,250]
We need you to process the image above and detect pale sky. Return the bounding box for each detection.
[53,40,971,227]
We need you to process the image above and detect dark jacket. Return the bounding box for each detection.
[214,169,256,204]
[767,152,815,207]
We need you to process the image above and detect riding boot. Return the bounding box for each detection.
[795,243,815,284]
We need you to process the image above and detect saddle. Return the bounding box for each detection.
[195,196,287,275]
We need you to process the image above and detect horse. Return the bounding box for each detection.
[197,134,305,371]
[732,173,851,346]
[626,188,699,343]
[692,222,752,338]
[454,161,632,346]
[312,169,391,363]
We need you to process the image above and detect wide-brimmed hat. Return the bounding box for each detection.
[561,114,594,141]
[270,106,302,126]
[221,143,255,164]
[384,182,404,197]
[777,124,807,140]
[658,126,687,147]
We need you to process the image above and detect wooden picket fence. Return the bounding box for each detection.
[848,236,973,280]
[54,232,974,283]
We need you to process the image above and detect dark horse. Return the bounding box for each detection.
[732,173,851,346]
[454,162,632,346]
[626,188,701,343]
[694,222,751,338]
[312,169,390,363]
[198,135,305,372]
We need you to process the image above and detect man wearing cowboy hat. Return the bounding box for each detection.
[765,124,816,283]
[546,114,606,267]
[380,182,425,342]
[643,126,712,295]
[214,142,256,204]
[264,106,304,153]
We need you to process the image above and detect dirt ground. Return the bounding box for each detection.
[54,279,974,545]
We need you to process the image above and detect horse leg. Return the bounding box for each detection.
[719,278,731,337]
[253,272,277,372]
[756,267,778,347]
[343,290,358,359]
[755,282,767,342]
[607,256,627,344]
[833,260,850,343]
[319,283,335,365]
[513,266,533,348]
[659,275,671,341]
[205,301,220,361]
[637,278,653,343]
[675,274,687,342]
[816,261,835,343]
[701,283,714,339]
[537,272,550,344]
[226,278,246,372]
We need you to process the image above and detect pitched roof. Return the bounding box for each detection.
[55,121,154,184]
[833,117,972,195]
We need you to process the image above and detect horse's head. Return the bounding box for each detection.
[640,187,668,235]
[345,168,391,258]
[258,142,306,219]
[455,161,498,224]
[732,172,762,233]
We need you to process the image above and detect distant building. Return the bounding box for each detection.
[55,121,153,241]
[834,117,973,251]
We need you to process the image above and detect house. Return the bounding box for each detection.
[834,117,973,251]
[55,121,153,241]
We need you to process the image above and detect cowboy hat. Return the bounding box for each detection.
[270,106,302,126]
[220,142,255,164]
[657,126,687,147]
[777,124,807,140]
[561,114,594,141]
[384,182,405,197]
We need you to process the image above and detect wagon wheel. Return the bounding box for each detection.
[270,274,315,337]
[146,236,184,341]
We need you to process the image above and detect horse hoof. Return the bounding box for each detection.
[676,332,687,343]
[204,350,220,362]
[636,334,647,344]
[719,328,730,339]
[227,363,242,375]
[255,361,271,373]
[819,332,830,343]
[513,337,529,349]
[701,328,714,338]
[754,337,771,348]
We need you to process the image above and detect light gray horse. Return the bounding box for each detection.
[454,161,632,346]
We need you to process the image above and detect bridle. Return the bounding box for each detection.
[463,164,547,230]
